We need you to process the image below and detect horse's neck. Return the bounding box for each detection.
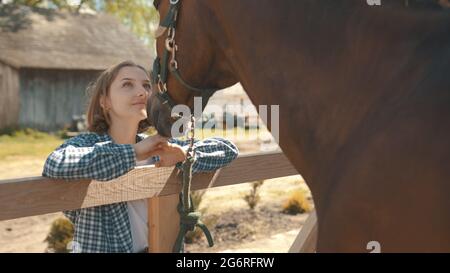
[210,0,449,180]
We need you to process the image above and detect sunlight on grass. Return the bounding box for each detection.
[0,129,64,161]
[0,127,272,179]
[0,128,266,161]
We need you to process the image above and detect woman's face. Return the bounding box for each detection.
[102,66,151,125]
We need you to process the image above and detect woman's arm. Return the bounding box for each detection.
[42,133,136,181]
[168,137,239,173]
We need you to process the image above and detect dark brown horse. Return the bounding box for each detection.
[148,0,450,252]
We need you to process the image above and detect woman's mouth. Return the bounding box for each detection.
[132,102,146,107]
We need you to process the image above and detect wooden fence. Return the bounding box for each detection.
[0,151,317,253]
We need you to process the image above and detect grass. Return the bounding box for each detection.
[0,128,64,161]
[0,127,265,160]
[0,127,273,179]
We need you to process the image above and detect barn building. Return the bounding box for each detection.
[0,4,153,131]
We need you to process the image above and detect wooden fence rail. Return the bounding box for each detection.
[0,151,317,253]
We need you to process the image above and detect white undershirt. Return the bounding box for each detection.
[127,158,157,252]
[127,199,148,253]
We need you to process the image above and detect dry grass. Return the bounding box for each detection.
[0,129,64,160]
[282,189,313,215]
[0,128,272,180]
[0,129,65,179]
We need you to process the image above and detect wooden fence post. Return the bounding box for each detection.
[288,209,318,253]
[147,194,180,253]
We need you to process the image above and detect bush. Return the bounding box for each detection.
[282,190,312,215]
[44,217,74,253]
[244,180,264,210]
[0,126,19,136]
[0,127,48,139]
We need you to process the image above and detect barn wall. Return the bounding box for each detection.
[0,61,20,131]
[18,68,100,131]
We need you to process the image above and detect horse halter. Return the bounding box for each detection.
[152,0,216,112]
[152,0,215,253]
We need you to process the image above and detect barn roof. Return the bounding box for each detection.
[0,4,154,70]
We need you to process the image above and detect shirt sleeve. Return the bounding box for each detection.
[42,133,137,181]
[168,137,239,173]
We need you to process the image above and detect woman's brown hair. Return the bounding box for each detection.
[85,60,152,134]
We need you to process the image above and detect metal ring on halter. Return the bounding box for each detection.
[170,59,178,70]
[157,80,167,93]
[166,38,175,51]
[170,0,179,4]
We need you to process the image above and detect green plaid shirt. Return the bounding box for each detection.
[42,132,239,253]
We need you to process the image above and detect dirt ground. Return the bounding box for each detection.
[183,168,312,253]
[0,138,312,253]
[185,203,311,253]
[0,212,62,253]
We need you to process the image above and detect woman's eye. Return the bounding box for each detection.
[143,84,151,90]
[122,82,132,88]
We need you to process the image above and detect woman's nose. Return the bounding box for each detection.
[137,87,148,97]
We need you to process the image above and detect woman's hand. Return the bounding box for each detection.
[150,142,187,167]
[133,134,168,161]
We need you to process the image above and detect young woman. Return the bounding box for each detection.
[42,60,239,253]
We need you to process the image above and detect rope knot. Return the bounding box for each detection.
[180,211,200,231]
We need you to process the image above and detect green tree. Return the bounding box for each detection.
[102,0,158,49]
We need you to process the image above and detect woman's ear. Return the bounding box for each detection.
[100,95,110,110]
[100,95,105,109]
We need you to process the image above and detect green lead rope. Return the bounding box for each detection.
[172,195,214,253]
[172,142,214,253]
